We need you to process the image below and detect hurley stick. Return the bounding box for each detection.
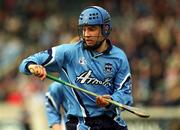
[46,74,150,118]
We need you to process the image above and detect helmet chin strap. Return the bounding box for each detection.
[83,36,106,51]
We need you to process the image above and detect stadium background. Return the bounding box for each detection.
[0,0,179,130]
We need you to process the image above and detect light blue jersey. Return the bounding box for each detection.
[19,39,133,127]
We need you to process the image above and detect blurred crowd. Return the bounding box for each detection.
[0,0,179,109]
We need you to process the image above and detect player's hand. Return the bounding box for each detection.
[28,64,47,80]
[52,124,64,130]
[96,95,111,107]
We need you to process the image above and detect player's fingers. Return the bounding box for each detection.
[28,64,38,75]
[34,66,42,76]
[102,95,111,99]
[28,65,36,74]
[36,66,45,77]
[96,96,101,104]
[29,68,34,74]
[96,96,109,107]
[99,95,111,103]
[40,67,47,80]
[35,66,40,75]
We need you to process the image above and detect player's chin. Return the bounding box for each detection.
[84,43,97,50]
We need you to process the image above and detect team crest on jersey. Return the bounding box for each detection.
[104,63,112,73]
[79,57,86,65]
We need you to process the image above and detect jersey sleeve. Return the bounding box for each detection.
[45,82,64,128]
[19,44,71,74]
[111,52,133,106]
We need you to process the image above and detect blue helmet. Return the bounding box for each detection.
[78,6,112,37]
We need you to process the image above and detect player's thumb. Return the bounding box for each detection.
[28,64,36,74]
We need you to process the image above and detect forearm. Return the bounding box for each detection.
[19,49,53,74]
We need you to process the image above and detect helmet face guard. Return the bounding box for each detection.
[78,24,104,39]
[78,6,112,38]
[78,25,106,50]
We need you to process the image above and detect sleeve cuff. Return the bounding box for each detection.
[25,61,37,73]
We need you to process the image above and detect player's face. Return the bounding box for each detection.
[82,25,104,47]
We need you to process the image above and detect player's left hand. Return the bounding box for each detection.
[28,64,47,80]
[96,95,111,107]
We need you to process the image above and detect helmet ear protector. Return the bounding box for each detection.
[78,6,112,38]
[102,24,111,37]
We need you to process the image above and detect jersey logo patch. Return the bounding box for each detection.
[79,57,86,65]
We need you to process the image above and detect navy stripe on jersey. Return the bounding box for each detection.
[118,73,131,90]
[42,49,53,66]
[73,90,90,117]
[62,67,89,117]
[123,76,131,91]
[46,92,58,110]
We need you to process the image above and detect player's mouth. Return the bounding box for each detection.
[85,39,94,45]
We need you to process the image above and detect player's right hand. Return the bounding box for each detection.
[96,95,111,107]
[28,64,47,80]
